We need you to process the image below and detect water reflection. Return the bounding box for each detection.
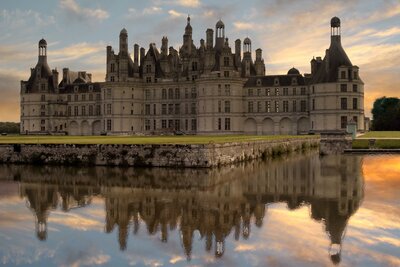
[2,153,364,264]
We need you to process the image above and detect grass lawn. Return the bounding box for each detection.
[358,131,400,138]
[352,139,400,149]
[0,134,317,145]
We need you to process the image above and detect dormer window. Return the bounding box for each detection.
[74,86,78,93]
[256,79,261,86]
[146,65,152,73]
[291,77,297,85]
[353,71,358,80]
[89,85,93,92]
[341,71,346,79]
[40,84,46,91]
[274,78,279,86]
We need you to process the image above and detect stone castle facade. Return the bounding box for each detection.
[20,16,365,135]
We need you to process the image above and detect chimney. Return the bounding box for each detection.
[206,28,213,49]
[134,44,139,64]
[140,47,145,64]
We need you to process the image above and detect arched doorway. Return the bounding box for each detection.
[279,118,292,135]
[297,117,310,134]
[69,121,79,136]
[92,120,101,135]
[262,118,274,135]
[81,120,90,136]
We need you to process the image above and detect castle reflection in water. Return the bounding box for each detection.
[5,153,364,264]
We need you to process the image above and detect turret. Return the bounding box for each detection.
[161,36,168,56]
[215,20,225,50]
[255,48,265,76]
[119,28,128,56]
[134,44,139,64]
[38,39,47,63]
[331,16,341,43]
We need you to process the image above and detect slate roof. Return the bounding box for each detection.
[244,74,306,87]
[311,36,353,84]
[24,61,55,93]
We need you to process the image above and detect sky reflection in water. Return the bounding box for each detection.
[0,153,399,267]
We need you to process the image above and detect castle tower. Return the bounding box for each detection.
[254,48,265,76]
[119,28,129,81]
[215,20,225,50]
[242,37,253,77]
[38,39,47,63]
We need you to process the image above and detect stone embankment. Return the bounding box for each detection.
[0,138,319,168]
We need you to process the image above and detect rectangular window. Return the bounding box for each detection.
[283,101,289,112]
[275,101,279,112]
[293,88,296,95]
[168,88,173,99]
[224,118,231,130]
[110,63,115,72]
[153,104,156,115]
[175,88,180,99]
[40,95,46,101]
[341,116,347,129]
[110,76,115,82]
[293,100,297,112]
[89,105,93,116]
[257,88,261,96]
[81,106,86,116]
[96,93,101,101]
[145,89,151,100]
[248,88,253,96]
[74,106,78,116]
[283,88,288,96]
[106,89,111,99]
[168,104,173,115]
[74,94,78,101]
[175,103,180,114]
[107,104,112,115]
[162,89,167,99]
[353,71,358,80]
[341,71,346,79]
[300,100,306,112]
[275,88,279,96]
[224,101,230,113]
[162,120,167,129]
[266,101,271,112]
[248,101,254,113]
[67,106,71,116]
[191,88,197,98]
[145,119,150,130]
[146,65,152,73]
[96,105,101,115]
[257,101,262,112]
[218,118,222,130]
[341,84,347,92]
[224,71,229,77]
[185,88,189,98]
[145,104,150,115]
[225,84,230,96]
[192,61,198,71]
[89,94,93,101]
[67,95,71,102]
[107,119,112,131]
[218,101,221,113]
[191,103,196,114]
[185,119,188,131]
[353,98,358,110]
[353,116,358,125]
[224,57,230,67]
[191,119,197,131]
[353,84,358,92]
[82,94,86,101]
[301,87,306,95]
[341,98,347,110]
[266,88,270,96]
[168,120,173,128]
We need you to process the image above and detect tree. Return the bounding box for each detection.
[0,122,20,134]
[371,97,400,130]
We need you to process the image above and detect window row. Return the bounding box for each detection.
[247,100,307,113]
[67,93,101,102]
[247,87,307,97]
[67,105,101,116]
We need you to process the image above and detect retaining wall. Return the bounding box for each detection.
[0,138,319,168]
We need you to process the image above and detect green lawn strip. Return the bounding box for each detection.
[0,135,317,145]
[358,131,400,138]
[352,139,400,149]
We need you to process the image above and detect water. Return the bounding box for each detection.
[0,153,399,267]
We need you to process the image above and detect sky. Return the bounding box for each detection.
[0,0,399,122]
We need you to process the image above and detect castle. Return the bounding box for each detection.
[20,16,365,135]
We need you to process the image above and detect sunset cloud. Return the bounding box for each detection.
[59,0,109,21]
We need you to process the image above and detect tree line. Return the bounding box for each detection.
[0,122,20,134]
[372,97,400,131]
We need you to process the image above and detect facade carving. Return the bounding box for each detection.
[20,17,364,135]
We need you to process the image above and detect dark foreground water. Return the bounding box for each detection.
[0,153,399,267]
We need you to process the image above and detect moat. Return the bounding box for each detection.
[0,153,399,266]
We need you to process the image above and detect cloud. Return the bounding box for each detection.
[143,6,163,15]
[233,21,256,31]
[59,0,109,21]
[48,42,105,63]
[176,0,201,8]
[168,9,186,18]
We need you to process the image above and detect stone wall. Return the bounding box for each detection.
[319,132,352,155]
[0,137,319,168]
